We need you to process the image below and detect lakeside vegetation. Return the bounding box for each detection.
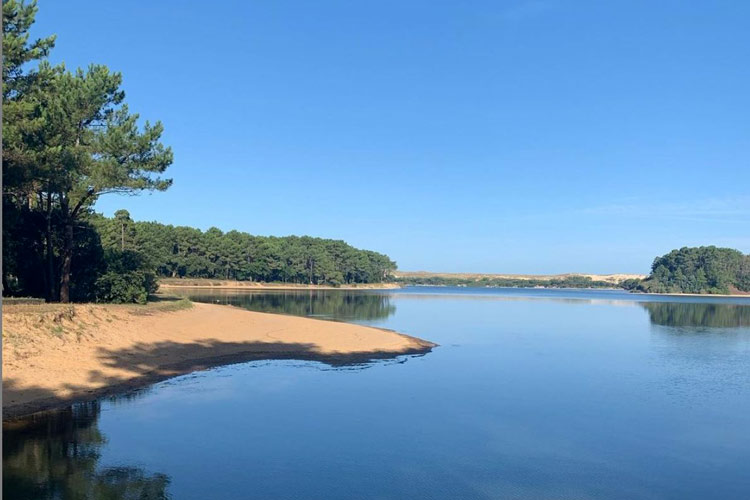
[92,212,396,285]
[396,248,750,295]
[393,274,618,289]
[1,1,395,304]
[624,246,750,295]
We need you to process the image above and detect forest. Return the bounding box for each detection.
[624,246,750,294]
[1,1,394,303]
[93,212,396,286]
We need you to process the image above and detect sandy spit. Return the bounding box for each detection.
[2,301,435,419]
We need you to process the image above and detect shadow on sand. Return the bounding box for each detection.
[4,337,434,420]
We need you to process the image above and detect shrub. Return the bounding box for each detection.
[95,250,158,304]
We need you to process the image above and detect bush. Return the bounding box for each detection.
[95,250,158,304]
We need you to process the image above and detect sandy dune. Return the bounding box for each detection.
[394,271,646,284]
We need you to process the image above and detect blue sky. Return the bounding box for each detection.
[32,1,749,274]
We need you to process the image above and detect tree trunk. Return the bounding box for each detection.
[45,191,56,302]
[59,221,74,303]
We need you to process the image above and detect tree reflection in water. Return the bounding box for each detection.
[641,301,750,328]
[3,401,171,499]
[186,289,396,322]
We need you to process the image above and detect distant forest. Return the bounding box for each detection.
[393,274,617,289]
[624,246,750,295]
[398,246,750,295]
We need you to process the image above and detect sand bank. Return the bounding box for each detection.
[2,300,434,419]
[158,278,402,291]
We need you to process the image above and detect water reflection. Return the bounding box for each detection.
[183,289,396,322]
[6,288,750,499]
[3,402,170,500]
[641,302,750,328]
[182,288,750,330]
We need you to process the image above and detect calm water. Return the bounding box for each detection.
[5,287,750,499]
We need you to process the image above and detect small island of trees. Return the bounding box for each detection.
[623,246,750,295]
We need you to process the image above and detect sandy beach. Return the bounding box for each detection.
[2,300,435,419]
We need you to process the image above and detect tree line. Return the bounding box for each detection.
[93,211,396,286]
[393,275,617,289]
[2,1,395,303]
[623,246,750,295]
[397,246,750,295]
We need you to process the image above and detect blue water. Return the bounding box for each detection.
[5,287,750,499]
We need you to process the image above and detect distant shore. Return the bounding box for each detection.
[393,271,647,284]
[634,291,750,298]
[158,277,750,297]
[159,278,402,291]
[2,300,435,419]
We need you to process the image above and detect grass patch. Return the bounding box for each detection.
[3,297,46,305]
[128,296,193,315]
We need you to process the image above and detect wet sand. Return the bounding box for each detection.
[2,301,435,419]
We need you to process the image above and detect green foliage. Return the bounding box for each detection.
[2,200,105,301]
[2,0,55,87]
[2,0,58,200]
[620,278,644,291]
[394,275,616,289]
[635,246,750,294]
[94,250,158,304]
[2,1,173,302]
[89,214,397,285]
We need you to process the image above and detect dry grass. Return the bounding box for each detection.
[2,297,193,346]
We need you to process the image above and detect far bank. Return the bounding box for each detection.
[158,278,402,290]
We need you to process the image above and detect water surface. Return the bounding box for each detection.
[5,287,750,499]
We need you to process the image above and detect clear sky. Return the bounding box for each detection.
[32,0,749,274]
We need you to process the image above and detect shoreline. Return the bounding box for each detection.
[2,301,435,420]
[159,279,750,297]
[159,280,402,291]
[633,291,750,298]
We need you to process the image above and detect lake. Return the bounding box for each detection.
[5,287,750,499]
